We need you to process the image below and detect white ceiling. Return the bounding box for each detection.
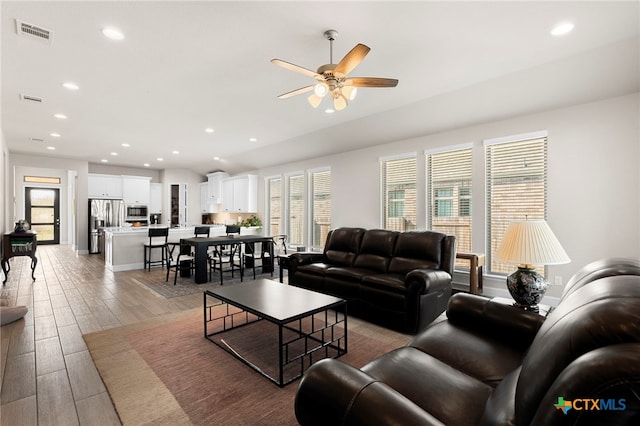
[2,1,639,175]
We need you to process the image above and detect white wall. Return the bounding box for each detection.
[252,93,640,299]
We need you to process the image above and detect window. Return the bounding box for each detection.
[287,174,305,246]
[267,177,281,237]
[485,133,547,274]
[434,188,454,217]
[388,190,405,217]
[310,169,331,248]
[24,176,60,184]
[427,146,473,263]
[381,155,417,231]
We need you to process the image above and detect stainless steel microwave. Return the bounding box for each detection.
[126,205,148,219]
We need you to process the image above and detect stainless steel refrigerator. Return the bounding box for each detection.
[89,199,124,254]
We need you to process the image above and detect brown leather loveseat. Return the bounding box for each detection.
[294,258,640,425]
[289,227,456,333]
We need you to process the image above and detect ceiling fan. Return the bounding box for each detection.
[271,30,398,111]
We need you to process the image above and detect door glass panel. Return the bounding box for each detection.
[31,207,54,223]
[30,189,55,206]
[31,225,54,241]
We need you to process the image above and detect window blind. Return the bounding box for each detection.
[486,137,547,274]
[268,177,281,237]
[288,174,305,245]
[310,169,331,248]
[427,147,473,267]
[381,156,417,231]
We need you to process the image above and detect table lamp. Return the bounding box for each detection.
[495,219,570,310]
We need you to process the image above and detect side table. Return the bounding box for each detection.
[2,232,38,284]
[491,296,553,317]
[455,252,485,294]
[277,253,292,283]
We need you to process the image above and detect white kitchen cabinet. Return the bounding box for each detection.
[122,176,151,205]
[88,174,123,199]
[200,182,209,213]
[221,174,257,212]
[150,183,162,213]
[201,172,229,213]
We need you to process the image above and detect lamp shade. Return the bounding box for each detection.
[496,220,570,266]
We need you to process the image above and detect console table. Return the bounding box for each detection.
[2,232,38,284]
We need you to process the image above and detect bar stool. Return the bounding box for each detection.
[144,227,169,271]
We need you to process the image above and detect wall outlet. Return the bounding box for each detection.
[554,276,563,286]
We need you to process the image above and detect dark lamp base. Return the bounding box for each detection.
[506,266,547,310]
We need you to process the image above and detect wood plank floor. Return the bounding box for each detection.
[0,244,208,425]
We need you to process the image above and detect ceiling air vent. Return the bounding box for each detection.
[15,19,54,44]
[30,137,44,142]
[20,93,43,103]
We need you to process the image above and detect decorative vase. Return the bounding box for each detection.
[14,220,30,233]
[506,265,547,311]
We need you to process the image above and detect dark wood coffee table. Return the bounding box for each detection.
[203,279,347,387]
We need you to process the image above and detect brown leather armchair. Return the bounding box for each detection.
[295,258,640,425]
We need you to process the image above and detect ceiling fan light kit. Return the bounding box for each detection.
[272,29,398,111]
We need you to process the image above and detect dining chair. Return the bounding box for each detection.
[243,240,274,279]
[165,242,196,285]
[210,225,242,283]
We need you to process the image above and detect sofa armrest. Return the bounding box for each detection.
[446,293,545,349]
[290,252,326,266]
[405,269,452,294]
[295,358,445,426]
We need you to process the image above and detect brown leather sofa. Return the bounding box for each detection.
[289,227,456,333]
[295,258,640,425]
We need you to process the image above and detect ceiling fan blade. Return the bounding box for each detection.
[271,59,320,79]
[277,85,314,99]
[345,77,399,88]
[333,44,370,77]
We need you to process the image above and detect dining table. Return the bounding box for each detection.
[180,235,275,284]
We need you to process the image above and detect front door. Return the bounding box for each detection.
[25,187,60,245]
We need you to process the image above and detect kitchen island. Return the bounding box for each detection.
[103,225,261,272]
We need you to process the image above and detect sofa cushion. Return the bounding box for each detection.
[353,229,398,273]
[388,231,444,275]
[326,266,373,281]
[363,347,493,425]
[410,321,527,387]
[296,262,333,277]
[361,273,406,294]
[324,227,365,266]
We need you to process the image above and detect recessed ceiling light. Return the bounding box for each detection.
[325,108,335,114]
[50,132,61,137]
[121,143,130,147]
[205,128,215,133]
[110,152,118,156]
[101,27,124,40]
[46,146,55,150]
[213,156,220,161]
[157,157,164,161]
[54,113,67,119]
[249,137,257,142]
[172,150,179,154]
[551,22,574,36]
[143,163,150,167]
[101,159,109,163]
[62,82,79,91]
